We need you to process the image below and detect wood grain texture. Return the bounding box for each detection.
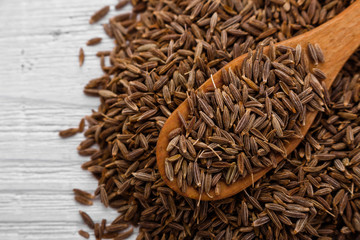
[0,0,138,239]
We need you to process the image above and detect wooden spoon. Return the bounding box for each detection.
[157,0,360,201]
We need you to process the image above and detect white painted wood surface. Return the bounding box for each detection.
[0,1,138,239]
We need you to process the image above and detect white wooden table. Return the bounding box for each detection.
[0,1,137,239]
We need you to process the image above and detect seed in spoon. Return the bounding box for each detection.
[165,42,326,196]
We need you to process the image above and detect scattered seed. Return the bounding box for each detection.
[89,6,110,24]
[79,48,84,67]
[87,37,102,46]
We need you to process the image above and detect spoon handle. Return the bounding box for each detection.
[283,0,360,88]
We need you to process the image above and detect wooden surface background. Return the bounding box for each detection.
[0,0,138,239]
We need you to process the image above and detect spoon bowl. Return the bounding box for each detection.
[157,0,360,201]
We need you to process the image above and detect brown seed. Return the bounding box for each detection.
[114,227,134,240]
[99,89,117,98]
[132,172,156,181]
[307,42,318,65]
[199,111,215,128]
[127,148,145,160]
[204,173,212,195]
[253,216,270,227]
[314,43,325,63]
[167,135,180,152]
[210,13,218,33]
[100,185,109,207]
[73,189,94,199]
[194,161,201,187]
[78,230,90,239]
[226,164,237,185]
[115,0,129,10]
[266,209,283,229]
[272,62,294,76]
[77,118,85,132]
[274,69,294,86]
[271,114,283,137]
[79,48,85,67]
[89,6,110,24]
[241,200,249,226]
[79,211,95,229]
[294,215,308,234]
[265,203,286,212]
[75,195,93,206]
[283,210,307,219]
[87,37,102,46]
[295,44,302,65]
[106,223,129,232]
[59,128,79,138]
[165,160,174,181]
[312,68,327,80]
[235,109,251,134]
[214,207,228,224]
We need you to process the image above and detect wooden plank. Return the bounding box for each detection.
[0,0,137,239]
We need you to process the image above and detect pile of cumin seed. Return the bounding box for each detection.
[61,0,360,239]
